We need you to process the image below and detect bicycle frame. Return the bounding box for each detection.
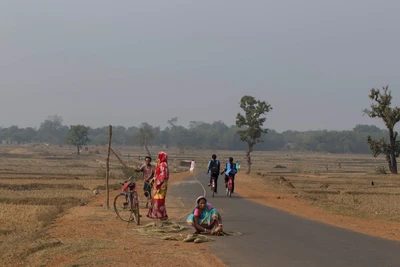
[226,175,234,197]
[227,175,233,189]
[124,191,137,210]
[121,181,137,210]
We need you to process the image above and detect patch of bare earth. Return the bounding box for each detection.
[235,173,400,242]
[10,171,225,267]
[7,148,34,155]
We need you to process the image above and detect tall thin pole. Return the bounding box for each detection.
[106,125,112,209]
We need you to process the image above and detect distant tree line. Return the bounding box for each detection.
[2,87,398,173]
[0,115,389,154]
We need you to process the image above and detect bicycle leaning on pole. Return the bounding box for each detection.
[113,176,140,225]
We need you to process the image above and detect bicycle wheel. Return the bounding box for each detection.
[212,180,215,197]
[228,178,233,197]
[114,193,135,222]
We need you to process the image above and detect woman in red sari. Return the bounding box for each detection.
[147,151,169,220]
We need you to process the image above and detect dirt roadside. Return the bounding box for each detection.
[8,170,400,267]
[8,171,226,267]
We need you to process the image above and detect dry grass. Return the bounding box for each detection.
[233,151,400,222]
[0,204,62,232]
[0,144,191,263]
[1,143,399,265]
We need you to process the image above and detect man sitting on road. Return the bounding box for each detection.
[221,157,237,193]
[207,154,220,193]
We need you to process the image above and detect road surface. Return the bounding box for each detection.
[169,172,400,267]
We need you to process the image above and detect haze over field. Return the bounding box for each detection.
[1,0,400,132]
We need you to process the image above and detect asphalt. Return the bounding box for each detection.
[169,172,400,267]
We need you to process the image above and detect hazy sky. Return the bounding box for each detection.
[1,0,400,132]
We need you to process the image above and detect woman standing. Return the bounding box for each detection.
[147,151,169,220]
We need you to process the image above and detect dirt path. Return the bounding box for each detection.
[13,172,225,267]
[235,173,400,242]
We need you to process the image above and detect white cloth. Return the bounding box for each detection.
[190,161,195,172]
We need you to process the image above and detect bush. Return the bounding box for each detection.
[375,166,387,174]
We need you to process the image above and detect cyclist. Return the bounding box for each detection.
[207,154,220,193]
[236,161,240,172]
[135,156,154,199]
[221,157,237,193]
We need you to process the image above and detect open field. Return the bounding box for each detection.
[235,151,400,222]
[1,143,399,265]
[0,144,219,266]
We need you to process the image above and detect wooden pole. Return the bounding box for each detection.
[109,147,129,168]
[106,125,112,209]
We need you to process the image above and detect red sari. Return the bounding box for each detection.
[147,151,169,220]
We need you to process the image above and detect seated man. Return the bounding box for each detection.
[186,196,223,235]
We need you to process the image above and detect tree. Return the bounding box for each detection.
[66,125,90,154]
[364,86,400,174]
[353,124,383,133]
[38,115,67,144]
[236,95,272,173]
[135,122,154,157]
[167,117,178,128]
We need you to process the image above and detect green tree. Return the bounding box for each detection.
[38,115,68,144]
[364,86,400,174]
[236,95,272,173]
[353,124,383,133]
[167,117,178,128]
[135,122,154,157]
[66,125,90,154]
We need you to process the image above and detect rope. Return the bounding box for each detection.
[175,170,207,221]
[192,171,207,198]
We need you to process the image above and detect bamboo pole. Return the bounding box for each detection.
[109,147,129,168]
[105,125,112,209]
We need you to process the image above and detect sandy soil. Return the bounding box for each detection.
[10,171,226,267]
[10,170,400,267]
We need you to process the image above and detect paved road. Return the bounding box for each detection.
[169,173,400,267]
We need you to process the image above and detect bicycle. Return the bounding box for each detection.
[113,176,140,225]
[226,175,234,197]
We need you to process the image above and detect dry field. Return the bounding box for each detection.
[1,144,399,265]
[244,151,400,222]
[0,144,108,262]
[0,144,216,266]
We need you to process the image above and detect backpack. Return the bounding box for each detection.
[209,160,220,175]
[227,162,237,175]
